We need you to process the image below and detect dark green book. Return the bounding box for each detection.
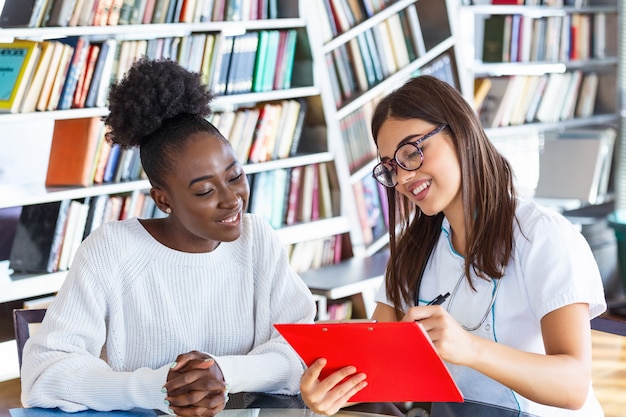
[482,15,507,63]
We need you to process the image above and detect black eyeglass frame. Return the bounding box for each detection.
[372,124,447,188]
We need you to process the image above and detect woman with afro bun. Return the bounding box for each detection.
[20,57,316,417]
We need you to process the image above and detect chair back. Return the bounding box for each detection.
[13,308,47,370]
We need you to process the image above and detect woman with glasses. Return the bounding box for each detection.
[300,75,606,417]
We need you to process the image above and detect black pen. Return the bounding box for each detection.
[427,292,450,306]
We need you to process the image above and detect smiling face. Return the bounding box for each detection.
[376,118,462,218]
[153,132,250,253]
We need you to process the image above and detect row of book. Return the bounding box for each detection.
[326,6,421,108]
[0,0,281,28]
[46,117,144,187]
[9,191,160,274]
[314,0,397,41]
[353,174,388,246]
[8,163,341,274]
[0,38,113,114]
[476,70,600,128]
[44,96,312,188]
[286,234,345,275]
[209,99,308,164]
[481,12,616,63]
[0,27,298,114]
[248,162,338,230]
[340,100,378,174]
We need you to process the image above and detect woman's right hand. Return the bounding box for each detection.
[300,358,367,416]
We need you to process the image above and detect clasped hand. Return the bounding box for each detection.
[164,351,228,417]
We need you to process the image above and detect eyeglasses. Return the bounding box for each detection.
[372,124,447,188]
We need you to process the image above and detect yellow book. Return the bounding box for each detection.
[0,40,42,113]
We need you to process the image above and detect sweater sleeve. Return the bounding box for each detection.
[212,216,316,395]
[20,232,172,413]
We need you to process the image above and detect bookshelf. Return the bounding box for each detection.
[456,1,620,206]
[0,0,357,380]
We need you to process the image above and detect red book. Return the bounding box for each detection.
[73,43,100,108]
[285,165,303,225]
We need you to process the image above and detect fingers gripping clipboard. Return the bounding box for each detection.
[274,321,463,403]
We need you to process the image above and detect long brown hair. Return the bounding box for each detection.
[371,75,517,316]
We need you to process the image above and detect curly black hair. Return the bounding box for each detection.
[104,57,224,188]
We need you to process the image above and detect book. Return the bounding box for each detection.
[482,15,506,62]
[575,72,599,118]
[94,39,118,108]
[234,107,261,162]
[535,72,569,123]
[362,29,383,83]
[0,40,41,113]
[107,0,124,24]
[34,40,64,111]
[251,30,270,92]
[477,76,510,128]
[385,14,410,71]
[19,41,57,113]
[30,0,54,27]
[274,99,303,159]
[92,0,114,25]
[9,200,71,274]
[46,117,104,187]
[103,143,122,182]
[84,39,115,108]
[0,0,39,27]
[210,34,235,95]
[288,98,308,156]
[118,0,136,23]
[535,128,616,204]
[56,199,89,271]
[275,29,297,90]
[47,0,79,26]
[57,36,90,110]
[225,31,259,95]
[285,165,303,225]
[150,0,169,23]
[260,30,280,92]
[73,43,101,108]
[473,77,492,112]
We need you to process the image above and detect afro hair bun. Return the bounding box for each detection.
[105,57,214,148]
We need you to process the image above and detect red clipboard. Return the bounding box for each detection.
[274,321,463,403]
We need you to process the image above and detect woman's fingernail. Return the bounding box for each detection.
[169,362,177,368]
[168,409,174,415]
[161,386,167,394]
[204,358,213,362]
[164,400,170,406]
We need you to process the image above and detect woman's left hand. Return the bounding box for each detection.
[402,306,478,366]
[300,358,367,416]
[164,351,228,416]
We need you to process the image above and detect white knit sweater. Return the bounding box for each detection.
[20,214,316,413]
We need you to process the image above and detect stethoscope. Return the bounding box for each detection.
[416,268,502,332]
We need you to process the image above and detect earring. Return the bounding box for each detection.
[165,207,172,214]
